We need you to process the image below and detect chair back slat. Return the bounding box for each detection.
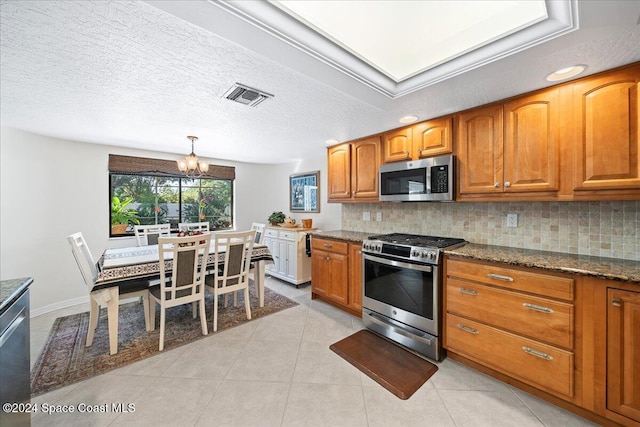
[67,232,98,290]
[178,222,210,233]
[134,224,171,246]
[157,233,211,303]
[251,222,266,244]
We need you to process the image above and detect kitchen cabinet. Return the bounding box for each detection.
[311,237,362,317]
[572,66,640,197]
[327,136,380,203]
[607,287,640,423]
[311,237,348,305]
[264,227,311,287]
[382,117,453,163]
[457,88,561,198]
[444,257,576,399]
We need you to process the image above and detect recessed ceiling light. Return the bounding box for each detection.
[546,65,586,82]
[399,115,418,124]
[325,139,339,145]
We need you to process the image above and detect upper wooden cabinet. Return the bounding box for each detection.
[327,136,380,203]
[383,117,453,163]
[572,67,640,195]
[457,88,561,198]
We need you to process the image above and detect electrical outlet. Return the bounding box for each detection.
[507,213,518,228]
[376,212,383,221]
[363,212,371,221]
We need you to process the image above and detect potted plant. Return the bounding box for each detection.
[111,196,140,234]
[268,211,286,226]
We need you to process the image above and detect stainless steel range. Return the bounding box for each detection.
[361,233,466,361]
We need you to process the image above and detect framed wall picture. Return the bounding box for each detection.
[290,171,320,213]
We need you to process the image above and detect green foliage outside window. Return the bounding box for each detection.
[110,174,233,236]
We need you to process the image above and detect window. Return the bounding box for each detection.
[109,155,234,237]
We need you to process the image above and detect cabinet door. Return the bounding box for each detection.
[573,67,640,191]
[383,127,412,163]
[285,240,297,281]
[327,143,351,200]
[326,251,349,305]
[348,243,362,313]
[351,136,380,200]
[413,117,453,158]
[311,250,329,297]
[264,236,277,273]
[457,105,504,194]
[607,288,640,422]
[504,89,560,192]
[277,240,287,275]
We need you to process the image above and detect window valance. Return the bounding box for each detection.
[108,154,235,180]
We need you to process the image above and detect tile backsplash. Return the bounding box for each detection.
[342,201,639,261]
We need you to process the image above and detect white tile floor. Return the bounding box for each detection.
[29,278,599,427]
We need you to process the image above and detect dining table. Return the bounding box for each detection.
[93,242,273,355]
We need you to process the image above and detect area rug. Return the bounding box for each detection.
[31,285,297,396]
[330,329,438,400]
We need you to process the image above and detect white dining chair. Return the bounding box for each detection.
[134,223,171,246]
[251,222,266,244]
[205,230,256,332]
[178,221,210,232]
[67,232,151,354]
[149,232,212,351]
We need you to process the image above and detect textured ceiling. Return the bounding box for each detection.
[1,0,640,164]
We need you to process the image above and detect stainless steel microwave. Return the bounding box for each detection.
[379,154,454,202]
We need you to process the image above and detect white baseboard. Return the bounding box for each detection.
[30,295,90,318]
[30,295,145,318]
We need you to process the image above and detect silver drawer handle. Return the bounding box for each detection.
[457,324,479,335]
[322,243,333,248]
[459,287,479,296]
[523,303,554,314]
[522,346,553,361]
[487,273,514,282]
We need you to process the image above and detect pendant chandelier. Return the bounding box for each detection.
[177,136,209,178]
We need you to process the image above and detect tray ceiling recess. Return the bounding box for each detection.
[215,0,577,98]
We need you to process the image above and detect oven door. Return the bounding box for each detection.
[362,252,438,336]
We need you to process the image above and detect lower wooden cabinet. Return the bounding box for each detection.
[311,237,362,317]
[445,256,640,427]
[607,287,640,423]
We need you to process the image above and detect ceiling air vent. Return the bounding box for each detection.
[222,83,274,107]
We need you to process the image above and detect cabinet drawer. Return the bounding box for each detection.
[265,228,279,238]
[446,313,574,398]
[447,278,574,349]
[311,238,348,254]
[447,259,574,301]
[279,230,297,240]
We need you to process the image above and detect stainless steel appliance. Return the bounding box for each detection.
[362,233,465,361]
[379,154,454,202]
[0,286,31,427]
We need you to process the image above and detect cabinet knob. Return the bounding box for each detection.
[325,256,330,261]
[504,181,511,187]
[612,299,622,307]
[494,182,500,188]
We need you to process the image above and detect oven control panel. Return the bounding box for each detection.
[362,240,439,264]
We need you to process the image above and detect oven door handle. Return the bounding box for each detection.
[362,253,433,272]
[366,312,435,346]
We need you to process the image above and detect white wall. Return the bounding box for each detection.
[0,127,340,314]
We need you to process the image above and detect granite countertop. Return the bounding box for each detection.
[445,243,640,283]
[309,230,371,243]
[0,277,33,314]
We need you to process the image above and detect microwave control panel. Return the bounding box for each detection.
[431,165,449,193]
